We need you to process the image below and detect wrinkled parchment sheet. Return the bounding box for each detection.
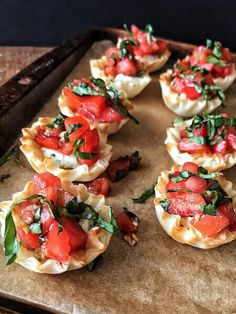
[0,40,236,314]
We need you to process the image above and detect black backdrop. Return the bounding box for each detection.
[0,0,235,50]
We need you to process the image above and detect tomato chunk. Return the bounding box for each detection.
[116,211,137,234]
[166,171,187,191]
[35,126,60,150]
[98,106,124,123]
[192,124,208,138]
[226,133,236,150]
[40,203,55,235]
[191,213,229,237]
[116,58,138,76]
[178,138,210,154]
[211,139,228,155]
[77,129,100,167]
[17,226,40,250]
[87,178,111,196]
[61,217,88,252]
[18,199,40,225]
[43,221,70,262]
[56,189,74,207]
[107,159,130,182]
[218,203,236,230]
[182,162,199,174]
[166,192,205,216]
[32,173,61,204]
[185,176,208,193]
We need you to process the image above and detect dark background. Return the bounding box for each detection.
[0,0,235,49]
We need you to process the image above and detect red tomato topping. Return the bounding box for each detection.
[98,106,124,123]
[40,203,55,235]
[56,189,74,207]
[166,192,205,216]
[105,47,119,66]
[107,158,130,182]
[43,221,71,262]
[116,58,138,76]
[17,226,40,250]
[181,162,199,174]
[185,176,208,193]
[211,139,229,155]
[32,173,61,204]
[18,199,39,225]
[35,126,60,150]
[77,129,100,167]
[87,178,111,197]
[192,124,208,138]
[61,217,88,252]
[116,211,137,234]
[226,133,236,150]
[191,213,229,237]
[178,138,210,154]
[218,203,236,230]
[166,171,187,191]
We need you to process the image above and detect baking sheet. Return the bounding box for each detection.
[1,40,236,314]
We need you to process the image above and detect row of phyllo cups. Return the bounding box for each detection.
[155,112,236,248]
[0,78,140,273]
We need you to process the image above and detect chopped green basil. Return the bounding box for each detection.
[118,39,137,59]
[47,112,65,128]
[29,223,41,234]
[188,136,207,144]
[132,184,156,204]
[207,55,226,67]
[34,208,41,222]
[64,123,82,143]
[160,200,169,211]
[199,203,218,216]
[73,151,97,160]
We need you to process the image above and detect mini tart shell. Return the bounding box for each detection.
[89,56,151,99]
[0,181,112,274]
[154,164,236,249]
[20,117,112,182]
[213,65,236,91]
[159,70,222,117]
[58,89,133,135]
[165,118,236,172]
[135,49,171,73]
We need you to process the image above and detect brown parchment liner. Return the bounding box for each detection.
[89,56,151,99]
[159,69,222,117]
[58,87,133,135]
[20,117,112,182]
[154,164,236,249]
[165,118,236,172]
[0,181,112,274]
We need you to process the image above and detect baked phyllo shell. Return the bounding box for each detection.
[159,70,222,117]
[0,182,112,273]
[135,49,171,73]
[58,91,133,136]
[165,119,236,172]
[90,56,151,99]
[154,165,236,249]
[213,64,236,91]
[20,117,112,182]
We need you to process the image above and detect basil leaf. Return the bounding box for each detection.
[199,203,218,216]
[62,199,98,220]
[34,208,41,222]
[87,255,103,272]
[73,139,84,154]
[212,41,222,58]
[145,23,154,44]
[160,200,169,211]
[207,55,226,67]
[170,170,193,183]
[132,184,155,204]
[64,123,82,143]
[47,112,65,128]
[90,77,107,90]
[198,172,218,179]
[74,151,97,160]
[29,223,41,234]
[96,208,119,235]
[118,39,137,59]
[209,129,226,145]
[4,208,20,265]
[206,39,213,48]
[188,136,207,144]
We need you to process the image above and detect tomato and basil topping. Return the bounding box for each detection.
[124,23,168,57]
[35,114,101,167]
[177,113,236,156]
[171,59,225,101]
[64,77,138,124]
[87,177,111,197]
[159,162,236,237]
[189,39,234,79]
[4,173,118,265]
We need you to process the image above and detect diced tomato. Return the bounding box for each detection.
[35,126,60,150]
[58,141,74,155]
[116,211,137,234]
[98,106,124,123]
[18,198,40,225]
[218,203,236,230]
[182,86,200,100]
[131,24,140,38]
[223,65,233,77]
[226,133,236,150]
[107,158,130,182]
[77,129,100,167]
[56,189,74,207]
[178,138,210,154]
[182,162,199,174]
[40,203,55,235]
[17,226,40,250]
[189,46,212,65]
[179,129,188,138]
[61,217,88,252]
[43,221,71,262]
[211,65,225,78]
[87,178,111,196]
[211,139,228,155]
[191,213,229,237]
[64,116,89,133]
[157,40,168,54]
[166,191,205,216]
[104,65,118,77]
[166,171,187,191]
[32,173,62,204]
[185,176,208,193]
[105,47,119,66]
[192,124,208,138]
[172,77,185,94]
[222,48,233,62]
[226,126,236,135]
[116,58,138,76]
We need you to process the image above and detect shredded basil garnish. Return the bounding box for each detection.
[64,123,82,143]
[160,200,169,211]
[29,223,42,234]
[118,39,137,59]
[47,112,66,129]
[132,183,156,204]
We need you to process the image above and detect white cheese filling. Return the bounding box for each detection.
[42,148,79,169]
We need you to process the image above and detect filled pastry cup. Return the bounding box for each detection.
[20,116,112,182]
[135,49,171,73]
[154,163,236,249]
[90,56,151,99]
[159,70,223,117]
[58,78,136,135]
[0,174,114,273]
[165,113,236,172]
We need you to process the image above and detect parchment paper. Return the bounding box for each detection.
[0,40,236,314]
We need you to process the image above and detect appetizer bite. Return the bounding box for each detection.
[90,39,151,99]
[122,24,170,73]
[154,162,236,248]
[166,113,236,172]
[0,172,117,273]
[58,77,139,135]
[20,115,112,182]
[159,59,225,117]
[189,39,236,91]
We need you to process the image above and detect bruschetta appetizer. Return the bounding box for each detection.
[189,39,236,91]
[0,172,117,273]
[90,39,151,99]
[154,162,236,249]
[58,77,138,135]
[159,59,225,117]
[20,115,112,182]
[122,24,170,73]
[166,112,236,172]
